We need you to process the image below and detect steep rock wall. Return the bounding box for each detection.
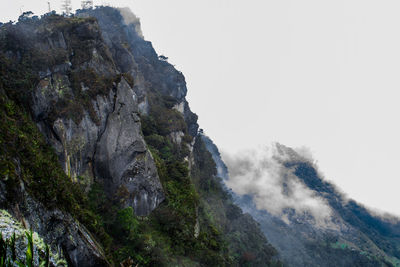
[2,13,165,217]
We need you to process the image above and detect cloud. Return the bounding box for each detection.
[222,143,334,228]
[118,7,143,38]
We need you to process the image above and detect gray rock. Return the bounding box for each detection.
[0,180,108,267]
[0,209,67,266]
[33,76,165,215]
[18,195,107,267]
[95,79,164,216]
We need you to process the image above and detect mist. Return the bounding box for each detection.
[222,143,335,228]
[118,7,143,38]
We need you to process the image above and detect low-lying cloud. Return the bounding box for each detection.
[222,143,334,227]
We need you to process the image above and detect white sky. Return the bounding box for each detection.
[2,0,400,216]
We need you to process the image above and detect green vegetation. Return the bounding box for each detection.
[0,210,66,266]
[84,90,231,266]
[74,80,242,265]
[142,90,188,137]
[0,51,112,259]
[25,230,34,267]
[0,46,277,265]
[0,14,135,126]
[331,242,349,250]
[0,13,280,266]
[299,240,396,267]
[0,229,51,267]
[191,137,280,267]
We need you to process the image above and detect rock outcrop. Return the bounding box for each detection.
[1,184,108,267]
[94,79,163,215]
[6,10,166,217]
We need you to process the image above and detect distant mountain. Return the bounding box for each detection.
[203,137,400,267]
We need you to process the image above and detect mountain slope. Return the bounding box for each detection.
[0,7,280,266]
[214,141,400,267]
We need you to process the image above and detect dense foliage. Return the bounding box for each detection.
[0,230,50,267]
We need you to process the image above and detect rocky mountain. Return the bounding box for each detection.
[205,137,400,267]
[3,5,396,267]
[0,7,280,267]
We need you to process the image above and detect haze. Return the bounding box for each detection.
[2,0,400,216]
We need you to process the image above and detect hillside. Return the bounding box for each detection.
[0,7,280,267]
[204,137,400,267]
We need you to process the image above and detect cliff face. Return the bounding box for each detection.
[0,7,279,266]
[24,12,165,217]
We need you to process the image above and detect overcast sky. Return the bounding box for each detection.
[2,0,400,216]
